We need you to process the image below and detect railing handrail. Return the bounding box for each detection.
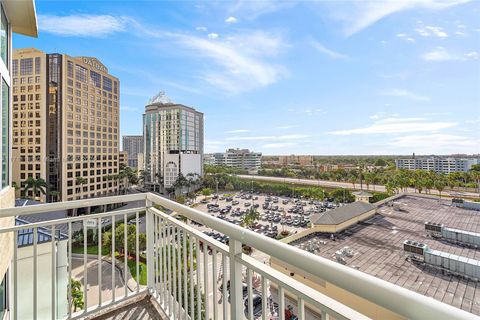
[145,193,478,320]
[0,192,477,319]
[0,193,147,218]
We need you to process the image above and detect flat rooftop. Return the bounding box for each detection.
[290,195,480,316]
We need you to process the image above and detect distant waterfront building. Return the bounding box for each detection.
[143,92,203,190]
[395,156,480,173]
[12,48,120,202]
[122,135,143,168]
[212,148,262,172]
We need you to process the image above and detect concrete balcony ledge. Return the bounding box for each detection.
[86,293,167,320]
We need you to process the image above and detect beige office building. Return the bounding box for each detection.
[12,48,120,202]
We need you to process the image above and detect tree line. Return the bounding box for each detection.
[258,164,480,193]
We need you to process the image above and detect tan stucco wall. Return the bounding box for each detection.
[270,257,405,320]
[0,186,15,279]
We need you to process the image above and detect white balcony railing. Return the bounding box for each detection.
[0,193,476,320]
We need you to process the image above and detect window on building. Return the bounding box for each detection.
[0,5,8,66]
[12,60,18,77]
[90,70,101,88]
[0,272,7,318]
[75,64,87,83]
[1,79,9,188]
[102,76,112,92]
[20,58,33,76]
[35,57,41,74]
[67,61,74,78]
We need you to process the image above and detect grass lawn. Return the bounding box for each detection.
[72,246,147,285]
[127,258,147,286]
[115,252,147,286]
[72,245,111,256]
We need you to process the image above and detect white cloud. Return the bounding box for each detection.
[38,14,129,37]
[172,30,287,93]
[227,1,295,20]
[225,129,250,133]
[332,0,470,36]
[205,140,225,145]
[263,142,296,149]
[390,134,477,150]
[207,33,219,39]
[226,134,308,141]
[464,51,479,59]
[288,108,326,115]
[421,47,479,61]
[120,106,139,112]
[225,16,238,24]
[396,33,416,42]
[466,117,480,124]
[196,26,207,32]
[381,89,430,101]
[310,40,348,59]
[421,47,457,61]
[415,25,448,38]
[328,117,457,135]
[277,125,298,129]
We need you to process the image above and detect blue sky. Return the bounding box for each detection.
[14,0,480,155]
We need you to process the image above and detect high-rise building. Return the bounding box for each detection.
[0,1,38,317]
[395,156,480,173]
[211,148,262,172]
[143,91,203,190]
[12,48,120,202]
[119,150,128,167]
[122,135,143,168]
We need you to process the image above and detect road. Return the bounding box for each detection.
[237,174,480,199]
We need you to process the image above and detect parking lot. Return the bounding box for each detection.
[193,191,344,243]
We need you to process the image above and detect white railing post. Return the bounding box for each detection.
[146,199,155,292]
[229,239,243,319]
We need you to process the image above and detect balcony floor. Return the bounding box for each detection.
[87,295,167,320]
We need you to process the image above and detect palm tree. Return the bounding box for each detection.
[48,190,60,202]
[75,176,88,199]
[174,173,189,190]
[138,170,146,188]
[434,177,446,199]
[241,207,260,228]
[23,177,47,201]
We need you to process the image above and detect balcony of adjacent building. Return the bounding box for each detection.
[0,193,476,320]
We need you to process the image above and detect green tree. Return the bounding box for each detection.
[434,177,446,198]
[225,182,234,191]
[69,278,84,312]
[201,188,212,199]
[75,176,88,199]
[22,177,47,200]
[48,190,60,203]
[374,158,387,167]
[175,195,186,204]
[241,207,260,228]
[330,188,354,203]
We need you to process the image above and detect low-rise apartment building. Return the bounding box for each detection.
[211,148,262,172]
[395,156,479,173]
